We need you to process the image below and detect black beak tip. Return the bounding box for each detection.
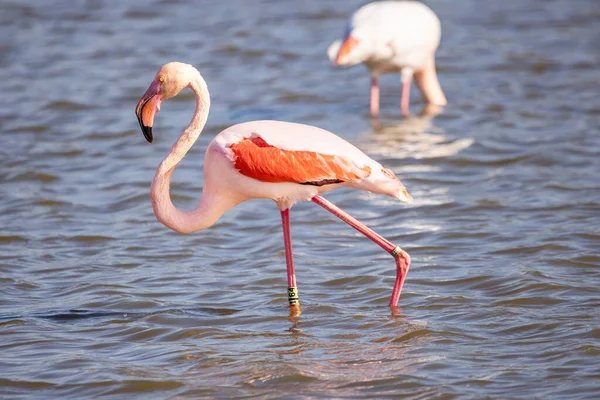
[142,126,153,143]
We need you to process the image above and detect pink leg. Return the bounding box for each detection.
[280,209,299,306]
[311,195,411,307]
[370,76,380,117]
[401,76,412,116]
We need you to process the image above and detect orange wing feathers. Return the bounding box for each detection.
[229,137,371,185]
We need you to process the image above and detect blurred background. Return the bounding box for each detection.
[1,0,599,398]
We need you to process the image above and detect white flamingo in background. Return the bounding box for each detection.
[328,1,447,117]
[135,62,413,310]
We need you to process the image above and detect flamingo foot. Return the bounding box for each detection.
[289,303,302,318]
[388,246,411,307]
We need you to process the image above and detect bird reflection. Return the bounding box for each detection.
[359,105,474,160]
[274,311,431,386]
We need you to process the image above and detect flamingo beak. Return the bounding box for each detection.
[135,80,162,143]
[334,36,359,65]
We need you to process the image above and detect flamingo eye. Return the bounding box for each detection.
[158,76,165,83]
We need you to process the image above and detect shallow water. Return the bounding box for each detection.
[1,0,600,398]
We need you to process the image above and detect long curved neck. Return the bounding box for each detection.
[414,58,447,107]
[150,75,231,234]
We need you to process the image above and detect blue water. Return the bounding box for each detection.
[1,0,599,398]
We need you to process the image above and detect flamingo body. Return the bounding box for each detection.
[328,1,447,116]
[136,62,412,309]
[210,120,411,211]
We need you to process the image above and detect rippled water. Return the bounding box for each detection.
[2,0,600,398]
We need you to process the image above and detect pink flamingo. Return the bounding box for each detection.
[328,0,447,117]
[135,62,413,309]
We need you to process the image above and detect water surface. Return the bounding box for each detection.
[1,0,600,398]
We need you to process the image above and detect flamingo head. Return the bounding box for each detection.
[330,23,360,66]
[135,62,197,143]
